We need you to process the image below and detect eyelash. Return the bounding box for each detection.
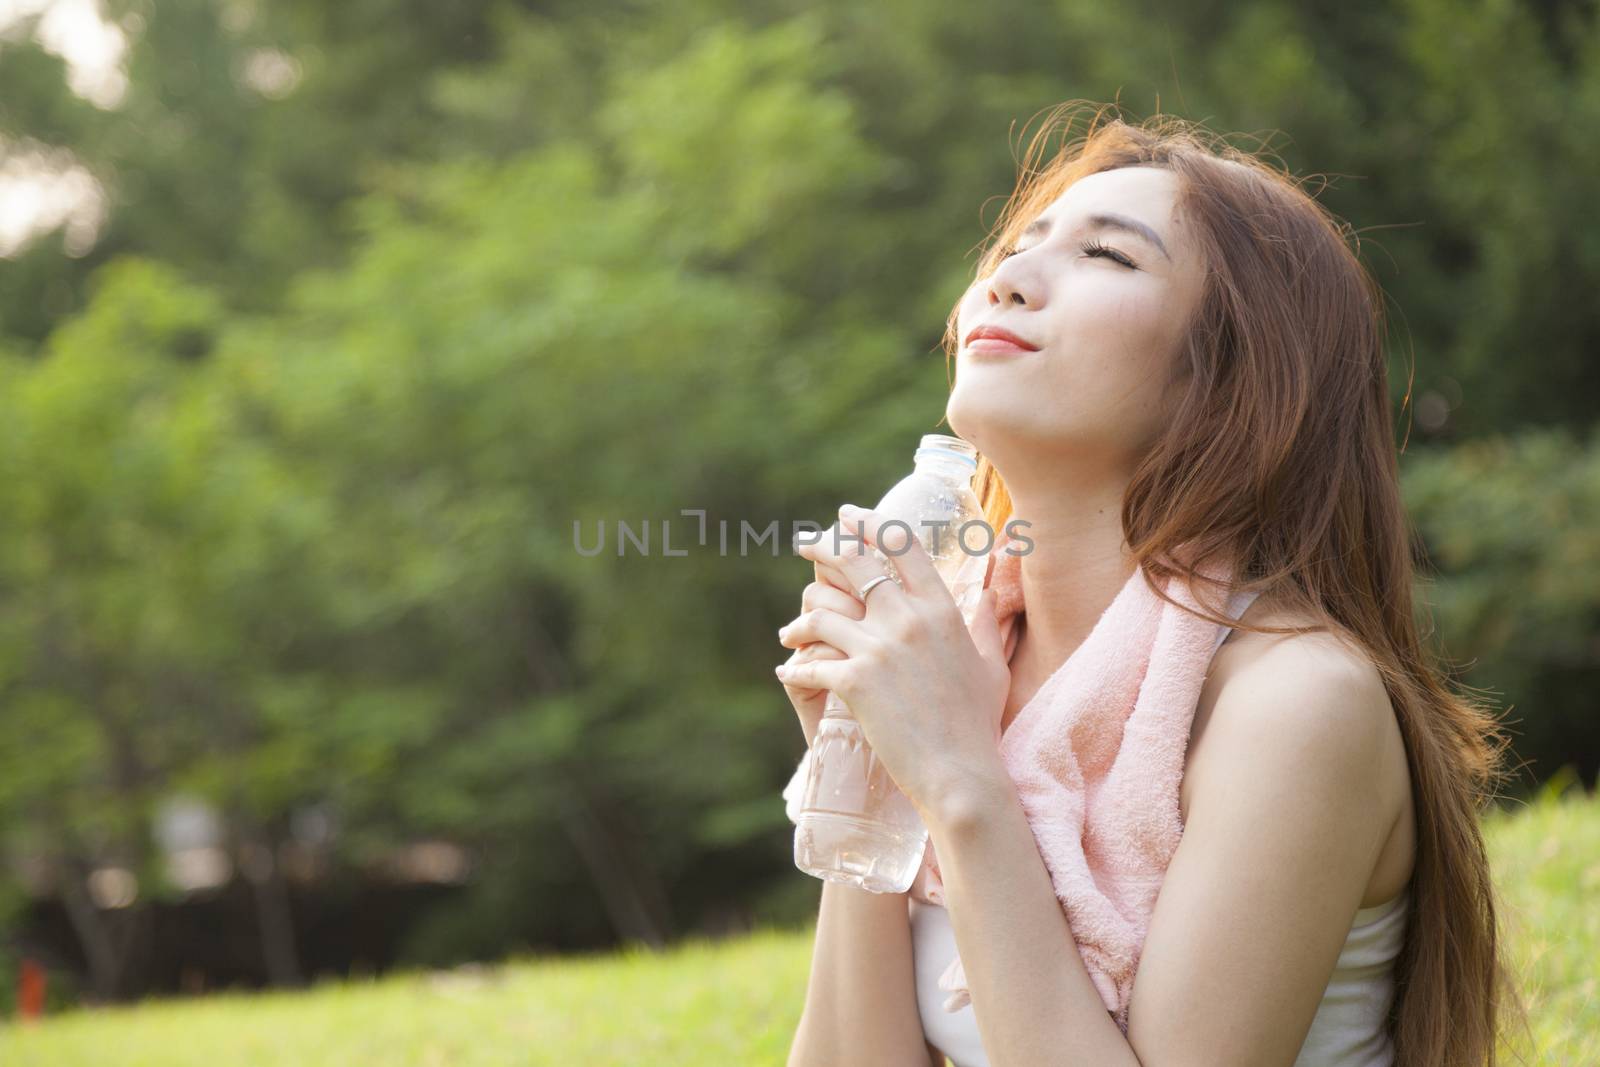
[997,238,1137,269]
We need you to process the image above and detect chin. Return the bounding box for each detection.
[952,394,1075,458]
[947,383,1021,437]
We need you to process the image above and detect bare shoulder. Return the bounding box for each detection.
[1205,591,1391,722]
[1128,593,1415,1060]
[1181,590,1407,849]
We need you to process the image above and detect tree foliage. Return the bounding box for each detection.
[0,0,1595,999]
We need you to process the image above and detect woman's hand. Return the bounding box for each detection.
[775,503,1012,823]
[775,556,869,748]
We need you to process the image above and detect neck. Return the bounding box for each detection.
[1000,467,1140,668]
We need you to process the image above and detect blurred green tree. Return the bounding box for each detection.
[0,0,1596,1000]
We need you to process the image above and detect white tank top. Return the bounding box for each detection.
[909,587,1410,1067]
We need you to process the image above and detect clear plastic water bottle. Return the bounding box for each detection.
[793,433,991,893]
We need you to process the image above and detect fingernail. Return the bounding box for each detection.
[773,664,788,679]
[839,503,859,515]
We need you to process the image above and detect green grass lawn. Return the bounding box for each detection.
[1,777,1594,1066]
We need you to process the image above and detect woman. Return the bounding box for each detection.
[774,106,1528,1066]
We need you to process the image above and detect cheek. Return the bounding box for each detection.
[955,286,987,334]
[1035,296,1186,447]
[1055,290,1173,387]
[1084,282,1166,342]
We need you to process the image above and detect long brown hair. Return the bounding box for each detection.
[943,102,1531,1066]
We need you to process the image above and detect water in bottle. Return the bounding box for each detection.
[793,433,991,893]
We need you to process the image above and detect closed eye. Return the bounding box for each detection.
[996,238,1138,270]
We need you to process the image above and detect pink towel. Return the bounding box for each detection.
[908,529,1242,1035]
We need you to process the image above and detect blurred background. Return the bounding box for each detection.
[0,0,1596,1038]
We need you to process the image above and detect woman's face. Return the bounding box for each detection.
[947,165,1207,475]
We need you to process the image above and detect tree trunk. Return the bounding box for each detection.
[57,861,121,1001]
[238,825,304,987]
[557,787,673,949]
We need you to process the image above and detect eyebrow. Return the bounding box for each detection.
[1020,211,1171,261]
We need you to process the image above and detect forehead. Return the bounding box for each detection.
[1040,165,1180,220]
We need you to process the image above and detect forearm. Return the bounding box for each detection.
[788,879,933,1067]
[927,765,1143,1067]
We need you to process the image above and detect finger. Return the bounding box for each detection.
[794,639,847,663]
[776,645,839,697]
[813,560,860,601]
[775,656,847,692]
[839,504,944,600]
[792,526,855,594]
[795,512,903,604]
[778,606,874,655]
[801,579,866,621]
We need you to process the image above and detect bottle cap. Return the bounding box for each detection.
[915,433,978,470]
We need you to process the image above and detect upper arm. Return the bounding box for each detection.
[1124,639,1398,1067]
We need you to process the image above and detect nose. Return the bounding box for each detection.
[985,263,1032,308]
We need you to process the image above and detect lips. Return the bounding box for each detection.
[964,324,1040,352]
